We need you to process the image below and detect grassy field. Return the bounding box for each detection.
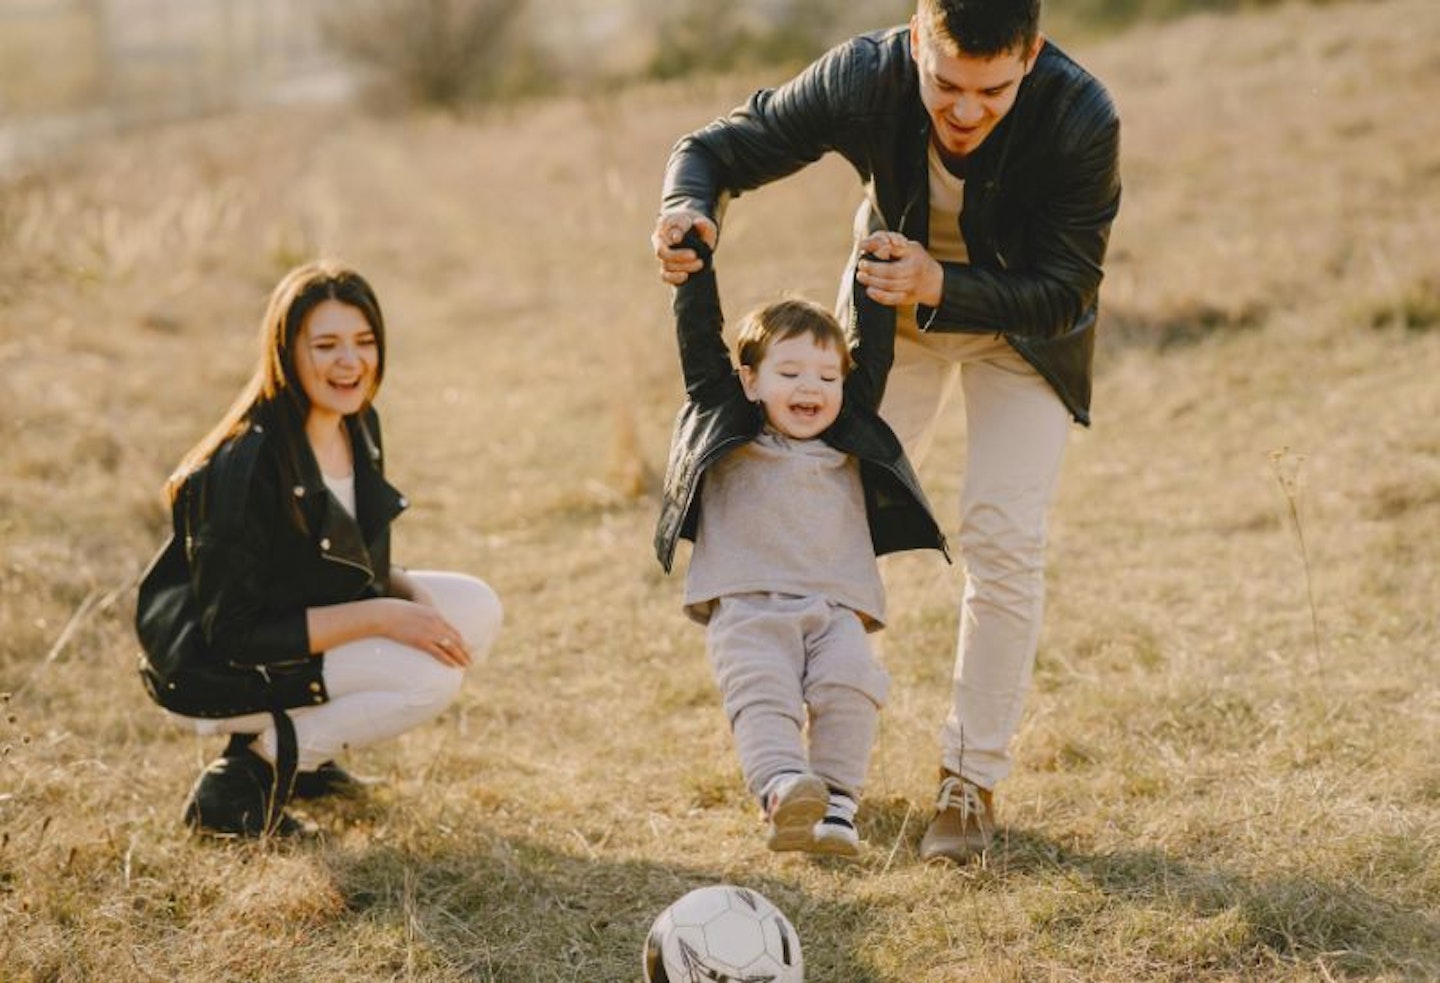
[2,0,1438,979]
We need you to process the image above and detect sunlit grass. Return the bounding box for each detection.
[2,1,1438,980]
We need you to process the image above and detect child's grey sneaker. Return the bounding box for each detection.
[811,789,862,857]
[762,772,828,852]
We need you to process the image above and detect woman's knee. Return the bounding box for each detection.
[458,581,503,656]
[413,572,503,659]
[401,658,465,711]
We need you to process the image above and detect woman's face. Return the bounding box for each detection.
[294,299,380,425]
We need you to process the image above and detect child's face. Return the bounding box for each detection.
[740,333,845,440]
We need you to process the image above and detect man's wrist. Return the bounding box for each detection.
[919,258,945,308]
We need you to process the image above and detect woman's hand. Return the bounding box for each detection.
[371,598,472,667]
[856,232,944,308]
[308,596,471,667]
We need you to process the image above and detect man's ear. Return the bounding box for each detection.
[739,364,759,402]
[1024,32,1045,73]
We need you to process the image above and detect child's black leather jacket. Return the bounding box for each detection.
[654,240,948,573]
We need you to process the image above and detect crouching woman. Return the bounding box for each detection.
[136,261,501,837]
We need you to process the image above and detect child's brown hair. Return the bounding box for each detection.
[735,298,853,374]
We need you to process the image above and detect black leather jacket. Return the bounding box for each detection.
[661,26,1121,424]
[135,405,407,716]
[654,240,947,572]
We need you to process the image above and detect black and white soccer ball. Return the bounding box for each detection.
[642,884,804,983]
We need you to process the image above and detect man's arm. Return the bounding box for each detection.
[655,34,887,282]
[659,51,851,218]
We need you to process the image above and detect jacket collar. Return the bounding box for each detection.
[288,412,407,544]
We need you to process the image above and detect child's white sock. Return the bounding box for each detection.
[811,788,862,857]
[824,789,857,827]
[759,772,796,808]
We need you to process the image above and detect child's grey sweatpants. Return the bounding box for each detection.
[706,592,889,800]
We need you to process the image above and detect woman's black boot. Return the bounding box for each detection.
[182,745,301,837]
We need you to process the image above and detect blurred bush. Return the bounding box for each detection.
[1047,0,1344,37]
[646,0,842,80]
[641,0,1343,82]
[321,0,552,110]
[232,0,1363,112]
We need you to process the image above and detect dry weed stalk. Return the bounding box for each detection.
[1268,447,1323,675]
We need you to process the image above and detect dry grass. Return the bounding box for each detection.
[2,1,1438,980]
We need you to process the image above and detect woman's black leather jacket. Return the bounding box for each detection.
[136,405,407,716]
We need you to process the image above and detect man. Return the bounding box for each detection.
[652,0,1120,863]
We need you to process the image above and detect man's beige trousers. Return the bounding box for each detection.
[881,323,1072,789]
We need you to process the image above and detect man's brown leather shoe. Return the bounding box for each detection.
[918,770,994,863]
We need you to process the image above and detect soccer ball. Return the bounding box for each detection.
[642,884,804,983]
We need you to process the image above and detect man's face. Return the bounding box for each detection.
[910,17,1040,158]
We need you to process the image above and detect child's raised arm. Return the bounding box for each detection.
[844,238,900,413]
[672,230,737,405]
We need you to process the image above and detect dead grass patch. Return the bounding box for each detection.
[2,2,1439,980]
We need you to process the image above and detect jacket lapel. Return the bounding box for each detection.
[348,415,407,541]
[291,415,405,583]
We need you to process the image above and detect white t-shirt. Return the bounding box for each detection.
[322,471,356,518]
[896,143,969,340]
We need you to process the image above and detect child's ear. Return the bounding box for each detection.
[739,364,759,402]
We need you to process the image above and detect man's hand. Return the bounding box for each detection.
[856,231,944,308]
[652,211,719,285]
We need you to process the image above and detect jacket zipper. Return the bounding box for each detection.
[321,549,374,582]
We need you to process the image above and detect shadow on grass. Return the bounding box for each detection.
[320,833,884,982]
[302,793,1438,981]
[972,824,1440,980]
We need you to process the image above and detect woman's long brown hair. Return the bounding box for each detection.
[163,262,387,525]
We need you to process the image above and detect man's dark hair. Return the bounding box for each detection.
[918,0,1041,58]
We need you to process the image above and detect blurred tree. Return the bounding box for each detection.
[1045,0,1327,36]
[646,0,874,80]
[322,0,548,109]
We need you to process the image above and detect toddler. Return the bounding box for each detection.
[654,233,947,855]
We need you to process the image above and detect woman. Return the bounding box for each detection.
[136,261,502,837]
